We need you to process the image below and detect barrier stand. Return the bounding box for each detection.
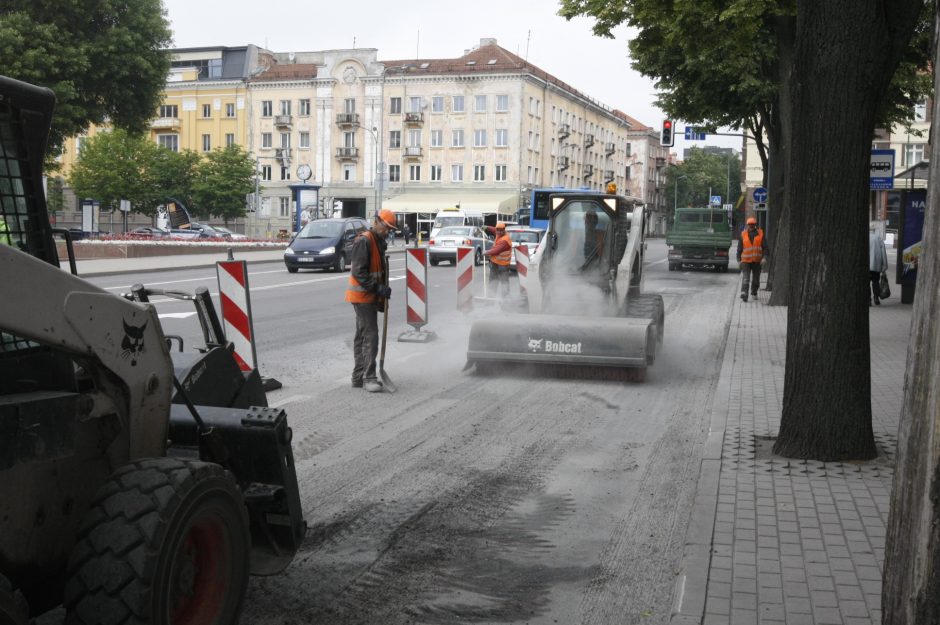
[456,246,475,311]
[473,253,501,306]
[216,259,283,392]
[398,247,437,343]
[515,244,529,296]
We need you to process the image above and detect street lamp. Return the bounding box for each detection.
[357,124,384,219]
[674,175,689,212]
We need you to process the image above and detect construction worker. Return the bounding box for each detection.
[582,210,606,268]
[345,208,398,392]
[737,216,768,302]
[0,214,11,246]
[483,222,513,297]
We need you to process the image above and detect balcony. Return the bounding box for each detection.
[558,123,570,139]
[582,164,594,178]
[403,146,423,159]
[557,156,569,171]
[335,113,360,128]
[605,170,615,182]
[605,142,616,155]
[404,112,424,125]
[584,133,595,148]
[275,148,292,162]
[151,117,180,130]
[274,114,292,128]
[335,147,359,160]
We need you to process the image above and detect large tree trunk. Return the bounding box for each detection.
[773,0,921,461]
[883,9,940,622]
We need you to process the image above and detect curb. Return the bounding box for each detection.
[670,287,741,624]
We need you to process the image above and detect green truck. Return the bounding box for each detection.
[666,207,733,272]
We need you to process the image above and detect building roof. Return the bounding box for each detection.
[250,63,319,82]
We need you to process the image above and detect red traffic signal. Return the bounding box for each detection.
[660,119,675,147]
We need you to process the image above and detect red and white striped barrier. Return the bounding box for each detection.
[398,248,437,343]
[515,244,529,295]
[456,246,474,311]
[216,260,257,371]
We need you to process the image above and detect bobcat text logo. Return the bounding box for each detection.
[121,319,148,366]
[528,337,583,354]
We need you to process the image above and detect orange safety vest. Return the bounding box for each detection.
[490,234,513,266]
[344,231,384,303]
[741,228,764,264]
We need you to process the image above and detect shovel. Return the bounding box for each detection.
[378,254,397,393]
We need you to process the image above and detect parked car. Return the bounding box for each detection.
[212,226,248,241]
[189,222,231,240]
[127,226,170,239]
[168,228,211,240]
[283,217,369,273]
[506,227,545,272]
[429,226,493,266]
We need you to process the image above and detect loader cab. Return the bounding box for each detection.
[543,193,626,277]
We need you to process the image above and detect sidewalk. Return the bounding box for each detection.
[672,289,910,625]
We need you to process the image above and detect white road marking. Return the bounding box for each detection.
[269,394,311,408]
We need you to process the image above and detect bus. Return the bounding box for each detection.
[429,207,484,240]
[529,188,586,231]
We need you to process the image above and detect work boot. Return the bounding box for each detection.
[363,379,383,393]
[874,296,881,306]
[351,378,363,388]
[741,293,748,302]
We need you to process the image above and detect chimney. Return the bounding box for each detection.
[480,38,497,47]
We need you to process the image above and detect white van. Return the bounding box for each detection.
[430,207,484,240]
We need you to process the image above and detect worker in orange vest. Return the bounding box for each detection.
[483,222,513,297]
[345,209,398,392]
[737,216,768,302]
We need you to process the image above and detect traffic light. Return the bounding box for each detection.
[660,119,675,147]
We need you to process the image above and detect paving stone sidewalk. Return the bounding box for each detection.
[672,288,911,625]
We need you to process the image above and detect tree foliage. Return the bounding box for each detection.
[665,149,742,216]
[191,145,258,224]
[0,0,171,160]
[68,129,159,213]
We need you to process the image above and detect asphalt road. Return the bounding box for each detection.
[85,239,739,625]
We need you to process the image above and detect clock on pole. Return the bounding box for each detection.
[296,164,312,181]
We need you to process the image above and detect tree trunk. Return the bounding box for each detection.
[773,0,921,461]
[883,9,940,621]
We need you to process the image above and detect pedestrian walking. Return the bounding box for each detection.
[869,222,888,306]
[483,222,512,298]
[403,224,412,245]
[737,216,768,302]
[345,209,398,392]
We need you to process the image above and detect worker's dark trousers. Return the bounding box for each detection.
[488,263,511,297]
[869,271,882,304]
[740,262,761,296]
[352,303,380,382]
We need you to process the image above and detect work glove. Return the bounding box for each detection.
[376,285,392,299]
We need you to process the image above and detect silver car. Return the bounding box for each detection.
[507,227,545,272]
[429,226,493,266]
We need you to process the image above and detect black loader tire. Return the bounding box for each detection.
[626,293,665,349]
[0,574,28,625]
[64,458,250,625]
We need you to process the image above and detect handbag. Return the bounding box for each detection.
[879,271,891,299]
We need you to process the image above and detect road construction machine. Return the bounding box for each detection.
[466,191,664,380]
[0,75,304,624]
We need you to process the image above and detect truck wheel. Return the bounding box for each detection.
[64,458,250,625]
[668,263,676,271]
[0,574,29,625]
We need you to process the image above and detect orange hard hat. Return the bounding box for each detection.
[377,209,398,230]
[495,222,506,230]
[746,217,757,225]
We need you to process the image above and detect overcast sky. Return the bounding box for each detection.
[161,0,741,153]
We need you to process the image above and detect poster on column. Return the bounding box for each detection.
[899,189,926,286]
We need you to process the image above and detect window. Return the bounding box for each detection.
[453,96,465,113]
[299,99,311,116]
[389,130,401,148]
[159,104,178,118]
[496,128,508,147]
[409,164,421,181]
[261,101,272,117]
[496,95,509,112]
[452,129,464,147]
[475,95,487,112]
[280,100,291,116]
[202,134,211,152]
[390,97,402,114]
[280,132,291,149]
[905,143,925,166]
[225,133,235,147]
[344,98,355,114]
[343,164,355,181]
[409,96,422,113]
[408,129,422,147]
[527,166,533,184]
[343,132,355,148]
[474,129,486,147]
[495,164,507,181]
[226,103,235,117]
[474,165,486,181]
[915,100,928,122]
[262,133,272,149]
[625,165,631,179]
[432,96,444,113]
[281,166,291,181]
[279,196,290,217]
[528,131,534,150]
[430,130,443,147]
[430,164,442,181]
[202,104,211,118]
[388,165,401,182]
[261,165,272,181]
[452,164,464,181]
[535,133,540,151]
[299,132,310,148]
[157,134,178,151]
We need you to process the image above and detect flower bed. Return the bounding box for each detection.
[57,239,287,260]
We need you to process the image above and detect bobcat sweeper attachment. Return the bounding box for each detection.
[466,192,664,381]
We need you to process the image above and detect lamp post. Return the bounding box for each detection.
[674,175,689,212]
[358,124,384,220]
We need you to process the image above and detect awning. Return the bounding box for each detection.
[381,191,519,215]
[894,159,929,180]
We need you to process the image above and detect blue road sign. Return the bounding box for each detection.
[710,195,722,206]
[684,127,706,141]
[753,187,768,203]
[870,149,895,190]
